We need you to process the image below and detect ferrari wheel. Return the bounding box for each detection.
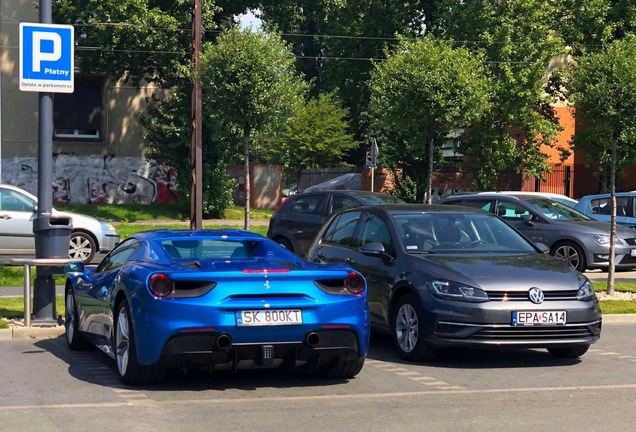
[69,231,97,264]
[392,294,437,362]
[114,299,164,385]
[317,357,365,379]
[65,287,88,350]
[547,344,590,359]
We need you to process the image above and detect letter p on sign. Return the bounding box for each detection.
[32,31,62,72]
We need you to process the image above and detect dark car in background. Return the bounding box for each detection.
[441,193,636,272]
[267,190,404,257]
[575,192,636,230]
[306,204,601,361]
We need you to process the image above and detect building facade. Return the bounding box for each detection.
[1,0,174,204]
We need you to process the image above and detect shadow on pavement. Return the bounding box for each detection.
[367,331,582,369]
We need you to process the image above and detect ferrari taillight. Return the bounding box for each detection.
[345,272,365,295]
[149,273,174,298]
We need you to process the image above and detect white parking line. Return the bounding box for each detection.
[409,376,438,381]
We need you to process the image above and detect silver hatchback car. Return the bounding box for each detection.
[307,204,601,361]
[0,184,120,263]
[441,193,636,272]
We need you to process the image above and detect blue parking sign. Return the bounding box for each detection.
[19,23,74,93]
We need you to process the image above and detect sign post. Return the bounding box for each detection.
[19,2,75,324]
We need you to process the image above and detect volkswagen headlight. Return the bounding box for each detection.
[429,280,489,303]
[577,280,596,301]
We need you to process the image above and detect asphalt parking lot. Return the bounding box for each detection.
[2,324,636,431]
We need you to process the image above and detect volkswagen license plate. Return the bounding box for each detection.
[236,309,302,326]
[512,311,566,326]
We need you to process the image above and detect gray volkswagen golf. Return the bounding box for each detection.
[307,204,601,361]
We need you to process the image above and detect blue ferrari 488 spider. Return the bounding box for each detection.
[64,229,369,385]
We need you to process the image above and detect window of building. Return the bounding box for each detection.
[54,77,103,140]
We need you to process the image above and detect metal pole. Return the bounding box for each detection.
[32,0,56,323]
[23,264,31,327]
[190,0,203,229]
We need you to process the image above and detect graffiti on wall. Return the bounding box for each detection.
[2,154,179,204]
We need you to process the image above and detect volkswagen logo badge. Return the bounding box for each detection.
[528,287,544,304]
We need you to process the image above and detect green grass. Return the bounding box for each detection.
[55,204,274,222]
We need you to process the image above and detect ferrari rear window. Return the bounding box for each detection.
[160,238,285,260]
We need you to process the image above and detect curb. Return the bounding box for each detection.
[0,325,64,340]
[2,314,636,340]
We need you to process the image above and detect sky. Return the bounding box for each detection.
[237,9,263,31]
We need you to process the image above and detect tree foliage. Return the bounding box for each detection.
[199,28,307,227]
[369,36,491,203]
[140,86,236,218]
[567,35,636,293]
[568,35,636,181]
[53,0,220,87]
[432,0,567,190]
[275,92,357,177]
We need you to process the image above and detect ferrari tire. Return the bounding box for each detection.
[392,294,437,362]
[547,344,590,359]
[69,231,97,264]
[114,299,165,385]
[317,357,365,379]
[65,287,88,350]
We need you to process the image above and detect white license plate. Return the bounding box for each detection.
[236,309,302,326]
[630,249,636,257]
[512,311,566,326]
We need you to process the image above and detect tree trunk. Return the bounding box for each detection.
[607,136,617,295]
[426,133,434,204]
[243,126,251,231]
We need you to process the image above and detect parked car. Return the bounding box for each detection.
[282,184,298,197]
[304,173,361,193]
[0,184,120,263]
[472,191,579,208]
[441,193,636,272]
[575,192,636,230]
[267,190,405,257]
[64,229,370,385]
[307,204,601,361]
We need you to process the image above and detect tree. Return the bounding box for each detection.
[567,35,636,294]
[369,36,491,203]
[140,86,237,218]
[275,92,358,180]
[259,0,428,155]
[199,28,307,229]
[432,0,567,190]
[53,0,220,88]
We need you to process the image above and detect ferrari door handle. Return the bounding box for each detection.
[0,214,11,220]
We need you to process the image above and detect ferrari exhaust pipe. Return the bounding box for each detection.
[215,334,232,351]
[305,332,321,347]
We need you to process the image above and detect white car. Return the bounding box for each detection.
[0,184,120,263]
